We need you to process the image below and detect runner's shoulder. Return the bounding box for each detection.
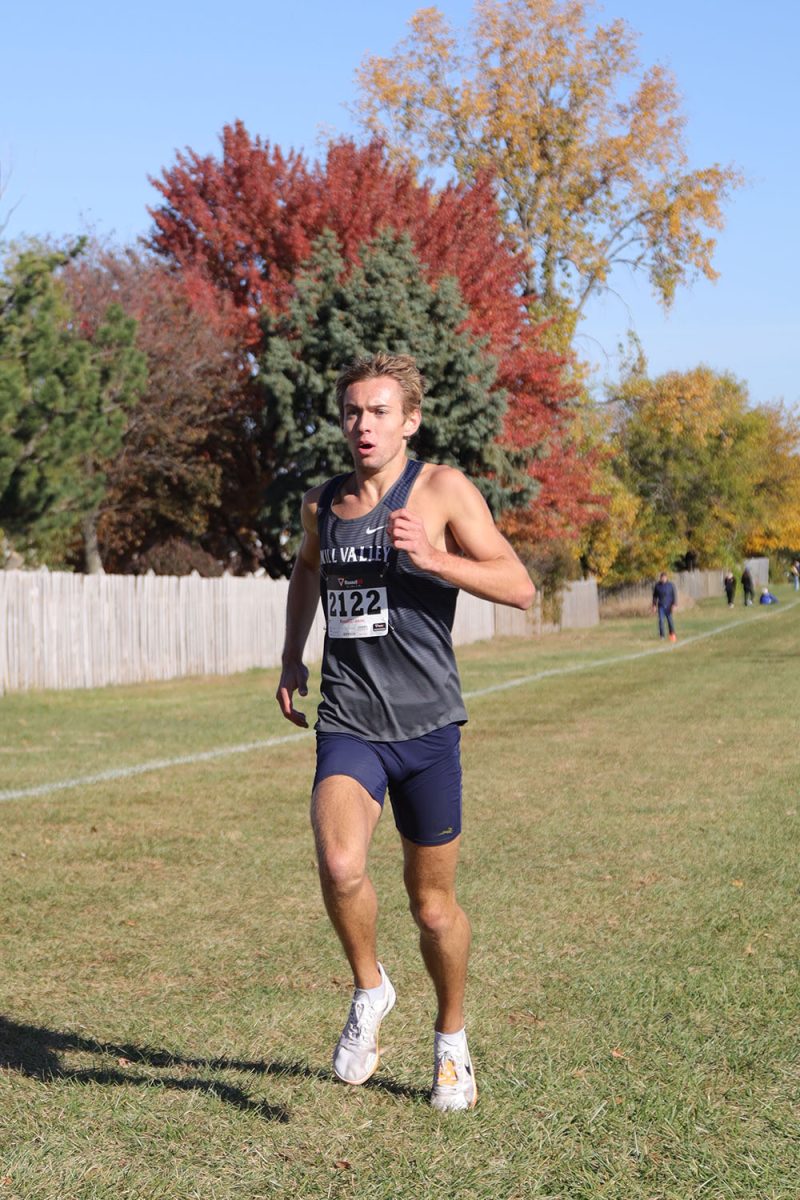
[416,461,473,497]
[302,482,327,514]
[415,462,484,514]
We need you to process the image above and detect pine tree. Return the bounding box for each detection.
[62,244,247,573]
[0,244,147,569]
[257,229,532,575]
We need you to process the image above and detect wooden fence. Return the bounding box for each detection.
[0,570,599,695]
[494,578,600,637]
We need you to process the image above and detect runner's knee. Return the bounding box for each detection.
[317,843,367,897]
[408,888,457,937]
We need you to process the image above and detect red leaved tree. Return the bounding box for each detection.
[149,124,605,562]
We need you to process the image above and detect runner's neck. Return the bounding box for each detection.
[339,455,413,513]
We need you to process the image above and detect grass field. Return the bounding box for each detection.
[1,591,798,1199]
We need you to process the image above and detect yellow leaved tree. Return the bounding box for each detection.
[596,366,800,581]
[742,404,800,557]
[355,0,743,329]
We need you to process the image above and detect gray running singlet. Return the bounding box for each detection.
[315,458,468,741]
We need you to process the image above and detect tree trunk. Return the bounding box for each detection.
[83,511,105,574]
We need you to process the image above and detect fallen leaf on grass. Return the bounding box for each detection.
[636,873,661,888]
[732,879,744,888]
[744,943,755,956]
[611,1048,627,1059]
[117,1057,133,1067]
[334,1160,352,1170]
[507,1010,546,1027]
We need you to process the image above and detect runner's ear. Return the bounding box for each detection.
[403,408,421,440]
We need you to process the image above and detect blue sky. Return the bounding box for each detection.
[3,0,798,407]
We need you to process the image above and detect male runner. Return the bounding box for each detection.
[276,352,535,1111]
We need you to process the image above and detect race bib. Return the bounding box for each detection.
[326,573,389,639]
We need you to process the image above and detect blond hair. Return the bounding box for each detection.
[335,352,426,418]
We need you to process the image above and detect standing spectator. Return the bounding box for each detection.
[652,571,678,642]
[789,560,800,591]
[741,566,755,606]
[723,571,736,608]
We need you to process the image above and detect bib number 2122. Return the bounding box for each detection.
[326,584,389,639]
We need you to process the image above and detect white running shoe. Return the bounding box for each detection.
[431,1034,478,1111]
[332,963,396,1085]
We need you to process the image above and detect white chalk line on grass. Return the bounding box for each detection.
[465,597,800,699]
[2,598,798,804]
[0,733,311,803]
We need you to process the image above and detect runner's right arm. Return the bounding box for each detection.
[276,491,322,728]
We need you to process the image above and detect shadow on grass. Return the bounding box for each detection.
[0,1016,427,1116]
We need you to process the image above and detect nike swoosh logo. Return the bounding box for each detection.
[365,525,385,534]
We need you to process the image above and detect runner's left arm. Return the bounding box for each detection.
[388,469,535,610]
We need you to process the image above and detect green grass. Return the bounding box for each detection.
[1,589,798,1198]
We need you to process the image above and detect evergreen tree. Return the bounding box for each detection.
[62,244,247,573]
[0,244,147,570]
[257,228,532,575]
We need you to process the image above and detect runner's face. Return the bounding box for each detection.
[342,377,420,472]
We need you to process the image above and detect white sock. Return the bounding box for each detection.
[360,964,386,1003]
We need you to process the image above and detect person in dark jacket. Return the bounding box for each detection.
[723,571,736,607]
[741,566,754,606]
[652,572,677,642]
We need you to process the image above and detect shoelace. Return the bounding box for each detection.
[342,997,377,1045]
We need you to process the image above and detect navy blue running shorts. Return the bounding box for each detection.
[313,724,462,846]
